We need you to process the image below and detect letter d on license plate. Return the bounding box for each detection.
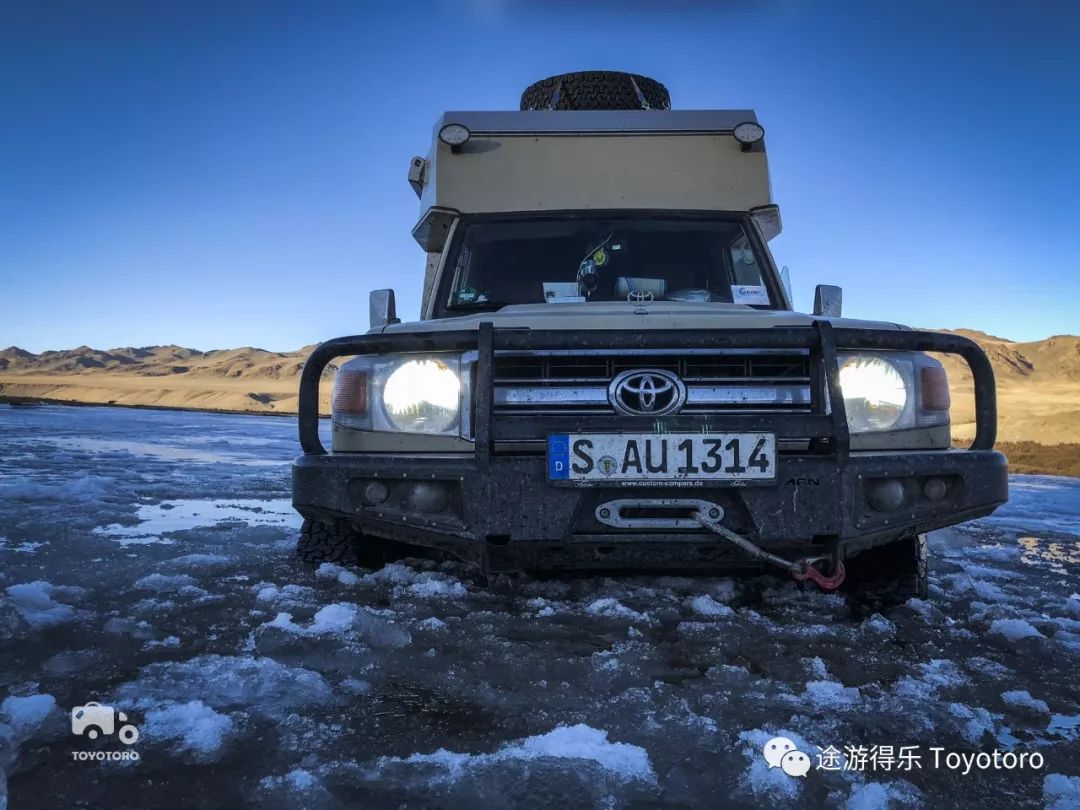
[547,433,776,486]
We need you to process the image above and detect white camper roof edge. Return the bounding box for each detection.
[434,109,762,137]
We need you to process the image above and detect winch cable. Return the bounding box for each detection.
[693,511,846,591]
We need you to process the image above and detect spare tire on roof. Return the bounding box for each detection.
[520,71,670,111]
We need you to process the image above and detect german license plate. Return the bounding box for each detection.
[547,433,776,486]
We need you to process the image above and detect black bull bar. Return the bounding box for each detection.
[297,321,997,459]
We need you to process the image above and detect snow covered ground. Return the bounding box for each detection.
[1,404,1078,809]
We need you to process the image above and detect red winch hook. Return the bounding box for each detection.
[791,558,846,591]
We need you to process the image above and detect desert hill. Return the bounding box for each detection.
[0,343,328,414]
[929,331,1080,446]
[1,332,1078,467]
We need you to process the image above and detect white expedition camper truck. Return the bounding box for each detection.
[293,71,1006,604]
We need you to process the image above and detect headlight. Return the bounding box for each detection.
[333,353,465,436]
[838,354,911,433]
[381,359,461,432]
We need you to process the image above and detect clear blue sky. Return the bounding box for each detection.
[2,0,1077,352]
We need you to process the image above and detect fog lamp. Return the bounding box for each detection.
[866,478,906,512]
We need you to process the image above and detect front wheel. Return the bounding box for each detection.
[296,519,407,569]
[843,533,929,607]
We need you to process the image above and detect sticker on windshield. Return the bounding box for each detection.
[731,285,770,305]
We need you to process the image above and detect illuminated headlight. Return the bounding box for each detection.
[380,358,461,432]
[838,354,912,433]
[332,354,466,436]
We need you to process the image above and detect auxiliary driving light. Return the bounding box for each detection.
[733,121,765,151]
[438,123,471,149]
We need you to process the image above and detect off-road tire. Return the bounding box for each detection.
[297,519,406,569]
[843,533,929,608]
[520,71,670,111]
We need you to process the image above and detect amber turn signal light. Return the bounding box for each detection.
[332,370,368,414]
[919,366,950,411]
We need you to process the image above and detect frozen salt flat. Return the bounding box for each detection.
[0,404,1079,807]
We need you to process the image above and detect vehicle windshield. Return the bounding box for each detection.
[438,216,777,313]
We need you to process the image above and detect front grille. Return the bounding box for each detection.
[489,350,812,416]
[494,353,808,382]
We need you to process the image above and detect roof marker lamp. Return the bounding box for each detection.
[438,123,471,153]
[733,121,764,152]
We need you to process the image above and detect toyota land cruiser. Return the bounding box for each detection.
[292,71,1008,602]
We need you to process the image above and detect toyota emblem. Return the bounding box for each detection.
[608,369,686,416]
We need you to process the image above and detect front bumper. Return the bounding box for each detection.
[292,448,1008,572]
[292,322,1006,572]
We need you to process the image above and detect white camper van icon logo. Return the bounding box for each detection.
[71,702,139,745]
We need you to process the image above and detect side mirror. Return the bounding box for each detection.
[813,284,842,318]
[370,289,399,329]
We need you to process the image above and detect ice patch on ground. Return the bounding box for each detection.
[1064,594,1080,619]
[62,437,282,466]
[361,563,419,586]
[265,604,410,648]
[1047,713,1080,740]
[688,594,734,617]
[94,499,299,542]
[981,476,1080,537]
[844,780,922,809]
[5,581,89,628]
[988,618,1045,642]
[1,693,56,736]
[253,583,315,607]
[405,578,467,599]
[104,617,155,638]
[1044,774,1080,810]
[0,474,115,503]
[258,768,332,801]
[862,613,896,636]
[586,598,650,622]
[944,573,1012,602]
[800,679,860,709]
[144,635,181,650]
[113,654,335,717]
[268,604,357,636]
[1001,689,1050,715]
[0,540,45,554]
[315,562,360,586]
[946,702,996,744]
[803,656,828,678]
[895,659,966,698]
[168,553,231,569]
[359,564,469,599]
[135,574,198,592]
[373,724,655,783]
[143,700,234,760]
